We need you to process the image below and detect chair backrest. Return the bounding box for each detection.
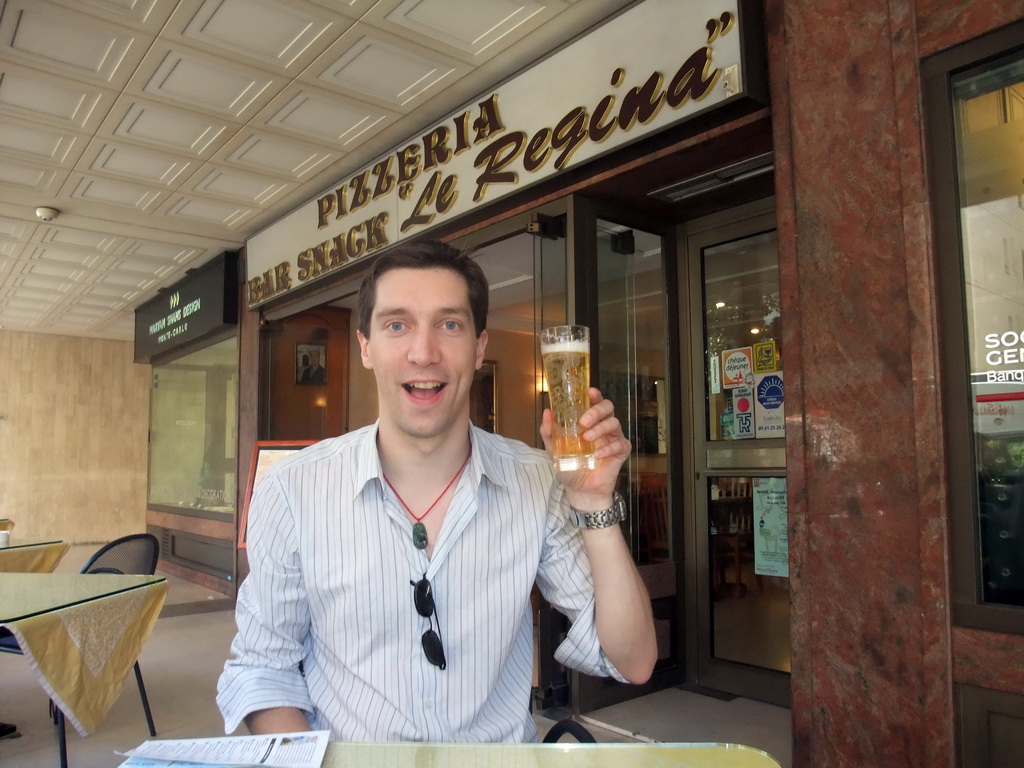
[81,533,160,576]
[541,718,597,743]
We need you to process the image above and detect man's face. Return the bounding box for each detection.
[358,267,487,443]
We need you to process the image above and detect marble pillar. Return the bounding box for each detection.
[766,0,952,764]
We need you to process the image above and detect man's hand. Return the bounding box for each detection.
[540,387,631,510]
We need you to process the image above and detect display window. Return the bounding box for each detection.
[148,336,238,519]
[925,22,1024,630]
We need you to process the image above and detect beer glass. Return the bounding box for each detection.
[541,325,596,471]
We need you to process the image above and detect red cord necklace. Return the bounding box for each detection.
[384,447,471,550]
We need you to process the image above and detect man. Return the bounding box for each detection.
[217,241,656,742]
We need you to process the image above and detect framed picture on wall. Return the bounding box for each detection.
[296,342,327,384]
[238,440,316,548]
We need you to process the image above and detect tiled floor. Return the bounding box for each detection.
[1,547,791,768]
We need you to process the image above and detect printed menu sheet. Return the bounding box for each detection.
[118,731,329,768]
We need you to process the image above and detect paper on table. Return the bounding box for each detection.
[119,731,330,768]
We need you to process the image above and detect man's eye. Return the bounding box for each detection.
[387,321,405,332]
[442,321,459,331]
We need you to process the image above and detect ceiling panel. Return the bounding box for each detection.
[313,31,460,107]
[69,175,165,211]
[0,158,65,194]
[387,0,545,55]
[0,116,88,167]
[183,165,292,205]
[175,0,342,71]
[84,142,196,186]
[260,81,395,145]
[103,98,234,158]
[137,45,283,119]
[63,0,179,32]
[0,62,117,131]
[0,1,151,88]
[160,193,255,227]
[27,244,103,268]
[214,130,337,180]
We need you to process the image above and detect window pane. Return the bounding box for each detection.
[709,475,790,672]
[148,337,238,515]
[703,231,783,441]
[954,54,1024,607]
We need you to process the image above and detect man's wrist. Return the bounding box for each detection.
[564,491,614,512]
[568,492,626,529]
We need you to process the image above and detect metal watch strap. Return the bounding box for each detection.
[571,492,626,529]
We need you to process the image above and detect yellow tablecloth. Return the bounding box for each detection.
[0,541,69,573]
[1,576,167,736]
[320,742,783,768]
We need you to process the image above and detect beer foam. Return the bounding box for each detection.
[541,339,589,355]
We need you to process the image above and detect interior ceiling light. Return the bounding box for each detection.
[715,301,726,308]
[649,152,774,203]
[750,327,761,334]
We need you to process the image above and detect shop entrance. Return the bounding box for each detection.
[683,200,791,706]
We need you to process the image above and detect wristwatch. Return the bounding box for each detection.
[570,492,627,529]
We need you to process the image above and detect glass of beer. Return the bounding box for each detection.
[541,325,596,471]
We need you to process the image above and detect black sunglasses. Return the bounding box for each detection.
[410,575,447,670]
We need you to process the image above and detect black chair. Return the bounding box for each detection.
[0,533,161,768]
[542,718,597,743]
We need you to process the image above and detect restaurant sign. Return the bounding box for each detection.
[245,0,755,307]
[134,251,239,363]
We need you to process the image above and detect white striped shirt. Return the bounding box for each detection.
[217,423,624,742]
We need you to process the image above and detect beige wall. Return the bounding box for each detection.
[0,330,150,544]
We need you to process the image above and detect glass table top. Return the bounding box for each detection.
[0,573,166,623]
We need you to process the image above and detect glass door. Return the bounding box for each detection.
[450,204,573,711]
[571,198,684,714]
[686,201,791,706]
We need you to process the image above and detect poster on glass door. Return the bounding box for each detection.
[753,477,789,577]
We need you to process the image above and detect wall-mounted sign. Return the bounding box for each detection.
[134,252,238,363]
[245,0,761,307]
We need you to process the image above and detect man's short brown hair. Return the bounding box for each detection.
[357,241,488,338]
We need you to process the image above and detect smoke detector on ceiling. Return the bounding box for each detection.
[35,206,60,222]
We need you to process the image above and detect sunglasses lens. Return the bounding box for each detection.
[413,577,434,617]
[422,629,447,669]
[412,576,445,669]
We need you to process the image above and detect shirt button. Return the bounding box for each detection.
[424,700,433,709]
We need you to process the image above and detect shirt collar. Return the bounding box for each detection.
[353,421,510,500]
[467,426,509,490]
[353,422,383,499]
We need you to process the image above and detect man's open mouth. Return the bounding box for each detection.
[403,381,445,397]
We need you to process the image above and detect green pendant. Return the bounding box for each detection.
[412,522,428,550]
